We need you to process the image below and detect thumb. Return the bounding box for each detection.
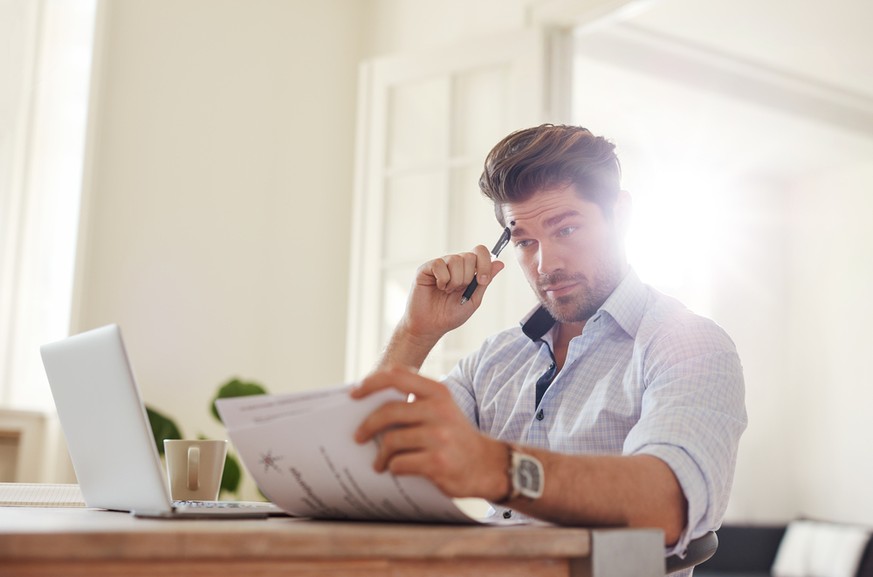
[478,260,505,286]
[467,260,506,307]
[490,260,506,278]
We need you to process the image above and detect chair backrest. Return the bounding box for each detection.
[665,531,719,573]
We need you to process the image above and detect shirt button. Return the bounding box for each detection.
[536,409,544,421]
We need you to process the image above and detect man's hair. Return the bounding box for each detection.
[478,124,622,225]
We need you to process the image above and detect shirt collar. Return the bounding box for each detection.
[520,305,555,341]
[519,268,647,342]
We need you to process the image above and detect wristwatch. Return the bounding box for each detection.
[502,444,544,501]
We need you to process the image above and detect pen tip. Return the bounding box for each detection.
[459,296,470,305]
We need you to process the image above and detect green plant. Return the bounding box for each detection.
[210,378,267,421]
[146,406,182,455]
[146,377,268,499]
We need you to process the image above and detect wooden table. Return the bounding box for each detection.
[0,508,665,577]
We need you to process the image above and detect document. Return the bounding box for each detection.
[216,386,501,524]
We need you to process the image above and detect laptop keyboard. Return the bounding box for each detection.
[173,500,283,512]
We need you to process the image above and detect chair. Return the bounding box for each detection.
[665,531,719,573]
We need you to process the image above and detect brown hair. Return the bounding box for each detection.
[478,124,622,225]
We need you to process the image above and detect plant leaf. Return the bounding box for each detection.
[220,452,242,496]
[146,406,183,455]
[210,378,267,422]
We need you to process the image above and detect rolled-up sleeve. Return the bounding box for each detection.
[623,322,747,557]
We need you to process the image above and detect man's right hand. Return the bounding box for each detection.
[378,245,505,371]
[404,244,505,341]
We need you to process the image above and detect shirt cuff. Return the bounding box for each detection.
[632,443,710,558]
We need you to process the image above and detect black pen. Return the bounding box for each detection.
[460,226,512,304]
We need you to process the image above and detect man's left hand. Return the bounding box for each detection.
[351,366,508,501]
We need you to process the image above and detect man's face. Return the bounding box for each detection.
[502,184,628,324]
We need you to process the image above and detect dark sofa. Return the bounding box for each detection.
[695,524,873,577]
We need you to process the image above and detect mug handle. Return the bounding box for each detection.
[187,446,200,490]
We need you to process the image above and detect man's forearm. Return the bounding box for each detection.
[499,448,688,545]
[377,323,442,372]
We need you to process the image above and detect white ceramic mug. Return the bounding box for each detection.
[163,439,227,501]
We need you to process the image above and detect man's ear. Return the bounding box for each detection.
[613,190,632,235]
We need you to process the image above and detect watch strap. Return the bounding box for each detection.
[494,442,515,505]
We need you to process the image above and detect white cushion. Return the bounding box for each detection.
[772,520,870,577]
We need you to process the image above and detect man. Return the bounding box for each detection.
[352,124,747,562]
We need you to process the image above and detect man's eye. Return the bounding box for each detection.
[557,226,577,237]
[515,239,534,249]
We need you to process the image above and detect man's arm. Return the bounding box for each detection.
[499,447,687,545]
[377,322,439,372]
[352,367,687,545]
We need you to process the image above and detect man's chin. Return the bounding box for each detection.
[541,300,594,324]
[538,290,607,324]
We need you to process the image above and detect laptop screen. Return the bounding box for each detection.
[40,324,173,513]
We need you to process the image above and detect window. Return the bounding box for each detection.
[0,0,97,410]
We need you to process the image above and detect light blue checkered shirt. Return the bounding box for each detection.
[443,269,747,563]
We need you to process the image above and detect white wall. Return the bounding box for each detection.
[365,0,529,55]
[787,155,873,525]
[74,0,367,492]
[711,130,873,526]
[709,176,797,522]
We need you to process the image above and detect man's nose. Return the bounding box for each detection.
[537,241,563,275]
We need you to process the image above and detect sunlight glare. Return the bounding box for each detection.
[625,169,729,316]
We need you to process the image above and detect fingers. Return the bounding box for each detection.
[422,245,496,293]
[352,368,452,442]
[349,367,503,499]
[353,396,428,445]
[352,366,449,401]
[371,425,436,472]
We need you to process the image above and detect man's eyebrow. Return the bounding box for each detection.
[510,210,581,239]
[543,210,581,229]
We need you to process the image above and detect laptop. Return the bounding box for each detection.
[40,324,284,518]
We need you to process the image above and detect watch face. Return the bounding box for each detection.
[517,458,541,490]
[513,452,544,499]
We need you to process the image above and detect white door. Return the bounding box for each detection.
[346,29,558,380]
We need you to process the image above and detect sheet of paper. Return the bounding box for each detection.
[217,387,503,524]
[217,385,354,429]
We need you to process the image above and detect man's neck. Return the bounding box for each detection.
[548,264,629,370]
